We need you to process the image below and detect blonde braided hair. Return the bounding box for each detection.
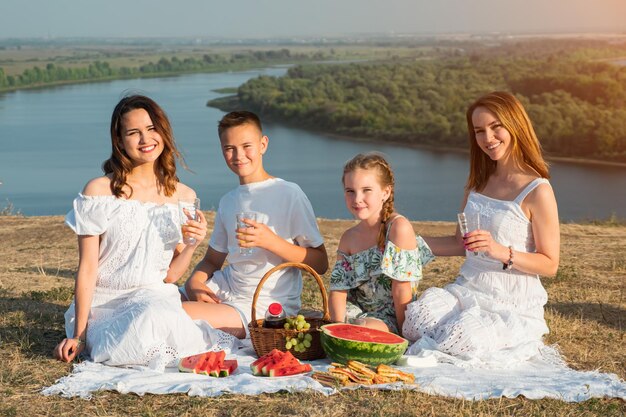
[342,152,395,249]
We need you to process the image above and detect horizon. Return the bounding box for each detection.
[1,0,625,39]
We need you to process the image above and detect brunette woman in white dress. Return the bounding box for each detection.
[53,95,238,370]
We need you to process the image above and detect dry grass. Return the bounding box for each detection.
[0,215,624,416]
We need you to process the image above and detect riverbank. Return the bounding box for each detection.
[0,214,624,416]
[208,95,626,168]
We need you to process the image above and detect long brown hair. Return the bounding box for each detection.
[103,95,182,198]
[342,152,395,249]
[465,91,549,191]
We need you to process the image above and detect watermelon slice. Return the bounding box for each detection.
[209,350,226,377]
[197,351,216,375]
[268,363,312,377]
[219,360,238,377]
[250,349,281,368]
[178,352,208,373]
[179,350,234,377]
[251,350,284,375]
[261,351,299,376]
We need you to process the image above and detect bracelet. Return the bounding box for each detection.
[503,246,514,270]
[74,337,86,347]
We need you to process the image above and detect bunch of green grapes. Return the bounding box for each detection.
[284,315,313,352]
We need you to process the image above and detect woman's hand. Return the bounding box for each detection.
[53,338,85,362]
[182,210,208,247]
[463,229,509,262]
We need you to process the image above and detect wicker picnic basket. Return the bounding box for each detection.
[248,262,332,361]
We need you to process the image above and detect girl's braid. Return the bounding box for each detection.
[374,157,395,249]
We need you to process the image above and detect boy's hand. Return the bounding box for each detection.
[185,278,221,304]
[236,218,279,251]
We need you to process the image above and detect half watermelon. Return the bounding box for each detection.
[319,323,408,365]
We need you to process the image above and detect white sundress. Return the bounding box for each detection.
[402,178,552,367]
[64,194,239,371]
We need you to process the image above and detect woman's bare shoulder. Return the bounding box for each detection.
[175,182,197,200]
[82,176,113,196]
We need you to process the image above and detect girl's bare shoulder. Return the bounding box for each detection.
[387,215,417,249]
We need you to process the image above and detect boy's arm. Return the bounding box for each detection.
[184,246,227,303]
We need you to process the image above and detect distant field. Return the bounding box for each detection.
[0,44,428,76]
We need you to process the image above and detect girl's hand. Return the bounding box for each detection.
[53,337,85,362]
[182,210,208,247]
[236,218,277,250]
[463,229,509,262]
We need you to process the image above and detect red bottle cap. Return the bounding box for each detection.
[268,302,283,316]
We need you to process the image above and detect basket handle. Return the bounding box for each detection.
[250,262,330,327]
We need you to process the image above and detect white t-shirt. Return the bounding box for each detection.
[207,178,324,329]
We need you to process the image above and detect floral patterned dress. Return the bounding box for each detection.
[330,217,434,333]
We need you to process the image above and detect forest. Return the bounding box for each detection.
[219,51,626,162]
[0,48,324,90]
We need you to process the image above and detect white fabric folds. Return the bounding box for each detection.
[42,342,626,402]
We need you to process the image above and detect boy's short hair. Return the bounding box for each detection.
[218,111,263,138]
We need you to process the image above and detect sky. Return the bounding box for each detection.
[1,0,625,39]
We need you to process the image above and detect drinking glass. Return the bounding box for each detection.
[457,212,480,256]
[236,212,257,256]
[178,198,200,245]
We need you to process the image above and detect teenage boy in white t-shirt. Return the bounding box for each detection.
[182,111,328,339]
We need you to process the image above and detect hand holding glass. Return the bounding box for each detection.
[236,212,257,256]
[458,212,480,256]
[179,198,200,245]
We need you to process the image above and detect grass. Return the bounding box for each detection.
[0,215,624,416]
[0,199,22,217]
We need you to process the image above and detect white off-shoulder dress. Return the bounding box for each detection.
[402,179,551,366]
[64,194,239,371]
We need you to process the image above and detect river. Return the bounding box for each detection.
[1,68,625,221]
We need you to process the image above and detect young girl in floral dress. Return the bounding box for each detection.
[329,153,434,335]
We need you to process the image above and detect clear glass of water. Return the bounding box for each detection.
[236,212,257,256]
[458,212,480,256]
[178,198,200,245]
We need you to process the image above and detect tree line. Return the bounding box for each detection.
[226,56,626,162]
[0,49,325,90]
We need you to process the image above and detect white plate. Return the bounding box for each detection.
[252,371,312,379]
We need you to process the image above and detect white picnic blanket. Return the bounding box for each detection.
[42,341,626,402]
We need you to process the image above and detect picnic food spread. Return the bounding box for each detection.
[311,360,416,387]
[250,349,313,377]
[178,351,238,377]
[319,323,408,365]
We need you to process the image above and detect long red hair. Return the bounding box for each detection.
[465,91,549,191]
